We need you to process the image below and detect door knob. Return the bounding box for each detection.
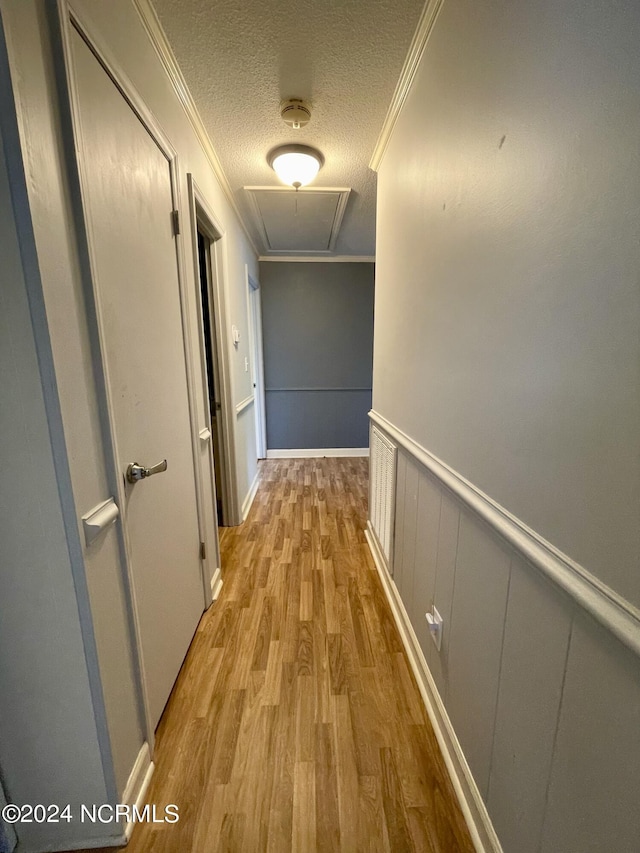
[126,459,168,483]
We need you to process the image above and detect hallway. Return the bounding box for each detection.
[121,458,474,852]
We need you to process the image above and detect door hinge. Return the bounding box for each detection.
[171,209,180,236]
[200,541,206,560]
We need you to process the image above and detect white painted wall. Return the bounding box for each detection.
[374,0,640,606]
[0,0,259,846]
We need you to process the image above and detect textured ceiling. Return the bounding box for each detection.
[151,0,424,256]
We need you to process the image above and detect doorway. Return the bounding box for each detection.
[247,272,267,459]
[197,229,227,526]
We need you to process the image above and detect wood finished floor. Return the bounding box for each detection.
[79,458,474,853]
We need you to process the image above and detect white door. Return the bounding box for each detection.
[71,29,204,729]
[248,276,267,459]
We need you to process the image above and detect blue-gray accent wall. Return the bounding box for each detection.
[259,262,374,450]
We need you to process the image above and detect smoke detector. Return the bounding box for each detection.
[280,99,311,130]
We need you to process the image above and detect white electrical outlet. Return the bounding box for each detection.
[425,606,443,651]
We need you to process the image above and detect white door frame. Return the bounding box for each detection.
[186,175,241,527]
[57,2,214,750]
[246,268,267,459]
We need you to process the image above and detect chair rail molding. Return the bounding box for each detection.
[235,393,255,415]
[368,409,640,660]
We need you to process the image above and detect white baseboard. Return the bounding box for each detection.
[242,468,261,520]
[210,566,223,602]
[365,528,503,853]
[266,447,369,458]
[365,519,390,575]
[122,741,154,840]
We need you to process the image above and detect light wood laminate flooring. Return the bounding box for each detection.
[78,458,475,852]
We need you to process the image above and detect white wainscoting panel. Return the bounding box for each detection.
[430,492,461,700]
[395,456,419,600]
[446,512,512,799]
[369,425,397,565]
[408,471,442,661]
[539,613,640,853]
[393,449,407,581]
[368,410,640,853]
[487,558,573,853]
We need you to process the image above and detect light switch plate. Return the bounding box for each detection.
[426,605,443,651]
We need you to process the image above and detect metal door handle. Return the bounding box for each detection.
[126,459,168,483]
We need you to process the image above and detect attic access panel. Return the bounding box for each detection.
[244,186,351,254]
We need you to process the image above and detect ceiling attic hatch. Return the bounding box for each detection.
[244,186,351,254]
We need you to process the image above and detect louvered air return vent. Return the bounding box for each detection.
[369,425,397,570]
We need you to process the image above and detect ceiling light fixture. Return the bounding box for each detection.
[268,144,324,190]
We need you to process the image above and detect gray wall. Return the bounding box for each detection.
[260,262,374,449]
[0,60,114,850]
[372,0,640,850]
[374,0,640,606]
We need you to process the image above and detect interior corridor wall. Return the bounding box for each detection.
[1,0,259,841]
[260,261,374,451]
[371,0,640,851]
[374,0,640,606]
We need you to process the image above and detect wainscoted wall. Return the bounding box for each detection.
[260,261,374,450]
[368,415,640,853]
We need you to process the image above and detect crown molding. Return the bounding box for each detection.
[131,0,259,256]
[259,255,375,263]
[369,0,445,172]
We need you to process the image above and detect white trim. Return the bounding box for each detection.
[235,393,255,415]
[122,742,154,840]
[266,448,369,458]
[131,0,259,256]
[244,186,350,254]
[210,567,223,602]
[365,518,390,574]
[246,267,267,459]
[242,468,261,521]
[369,0,445,171]
[365,526,502,853]
[369,409,640,659]
[259,255,375,263]
[187,174,241,527]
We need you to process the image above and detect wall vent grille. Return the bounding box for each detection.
[369,424,397,569]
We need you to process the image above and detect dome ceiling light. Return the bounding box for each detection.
[268,144,324,190]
